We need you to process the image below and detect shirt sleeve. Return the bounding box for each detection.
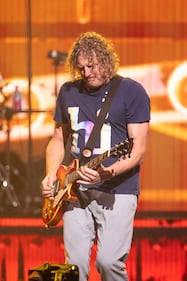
[125,80,151,124]
[54,84,69,124]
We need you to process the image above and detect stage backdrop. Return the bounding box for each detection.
[0,0,187,213]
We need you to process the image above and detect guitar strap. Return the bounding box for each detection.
[80,74,123,165]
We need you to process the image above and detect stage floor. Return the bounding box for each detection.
[0,215,187,281]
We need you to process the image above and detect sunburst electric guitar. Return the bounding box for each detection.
[42,138,133,227]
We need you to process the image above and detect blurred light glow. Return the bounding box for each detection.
[167,62,187,115]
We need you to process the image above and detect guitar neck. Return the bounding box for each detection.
[65,138,132,185]
[87,150,109,170]
[66,150,109,185]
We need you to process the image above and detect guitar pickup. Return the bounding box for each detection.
[53,180,61,196]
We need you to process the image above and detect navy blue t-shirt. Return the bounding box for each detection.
[54,76,150,195]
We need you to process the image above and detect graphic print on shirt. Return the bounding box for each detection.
[68,106,111,155]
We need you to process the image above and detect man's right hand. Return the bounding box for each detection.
[41,176,56,199]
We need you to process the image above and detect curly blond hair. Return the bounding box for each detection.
[66,31,119,80]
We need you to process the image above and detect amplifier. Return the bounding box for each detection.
[28,262,79,281]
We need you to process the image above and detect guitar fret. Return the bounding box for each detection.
[67,171,78,184]
[87,151,109,170]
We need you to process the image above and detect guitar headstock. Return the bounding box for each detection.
[110,138,133,158]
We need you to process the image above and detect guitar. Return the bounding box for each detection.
[42,138,133,227]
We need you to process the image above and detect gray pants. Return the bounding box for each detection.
[63,194,137,281]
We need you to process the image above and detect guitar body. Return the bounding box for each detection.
[42,138,133,227]
[42,159,79,227]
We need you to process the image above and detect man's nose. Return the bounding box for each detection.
[84,67,92,77]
